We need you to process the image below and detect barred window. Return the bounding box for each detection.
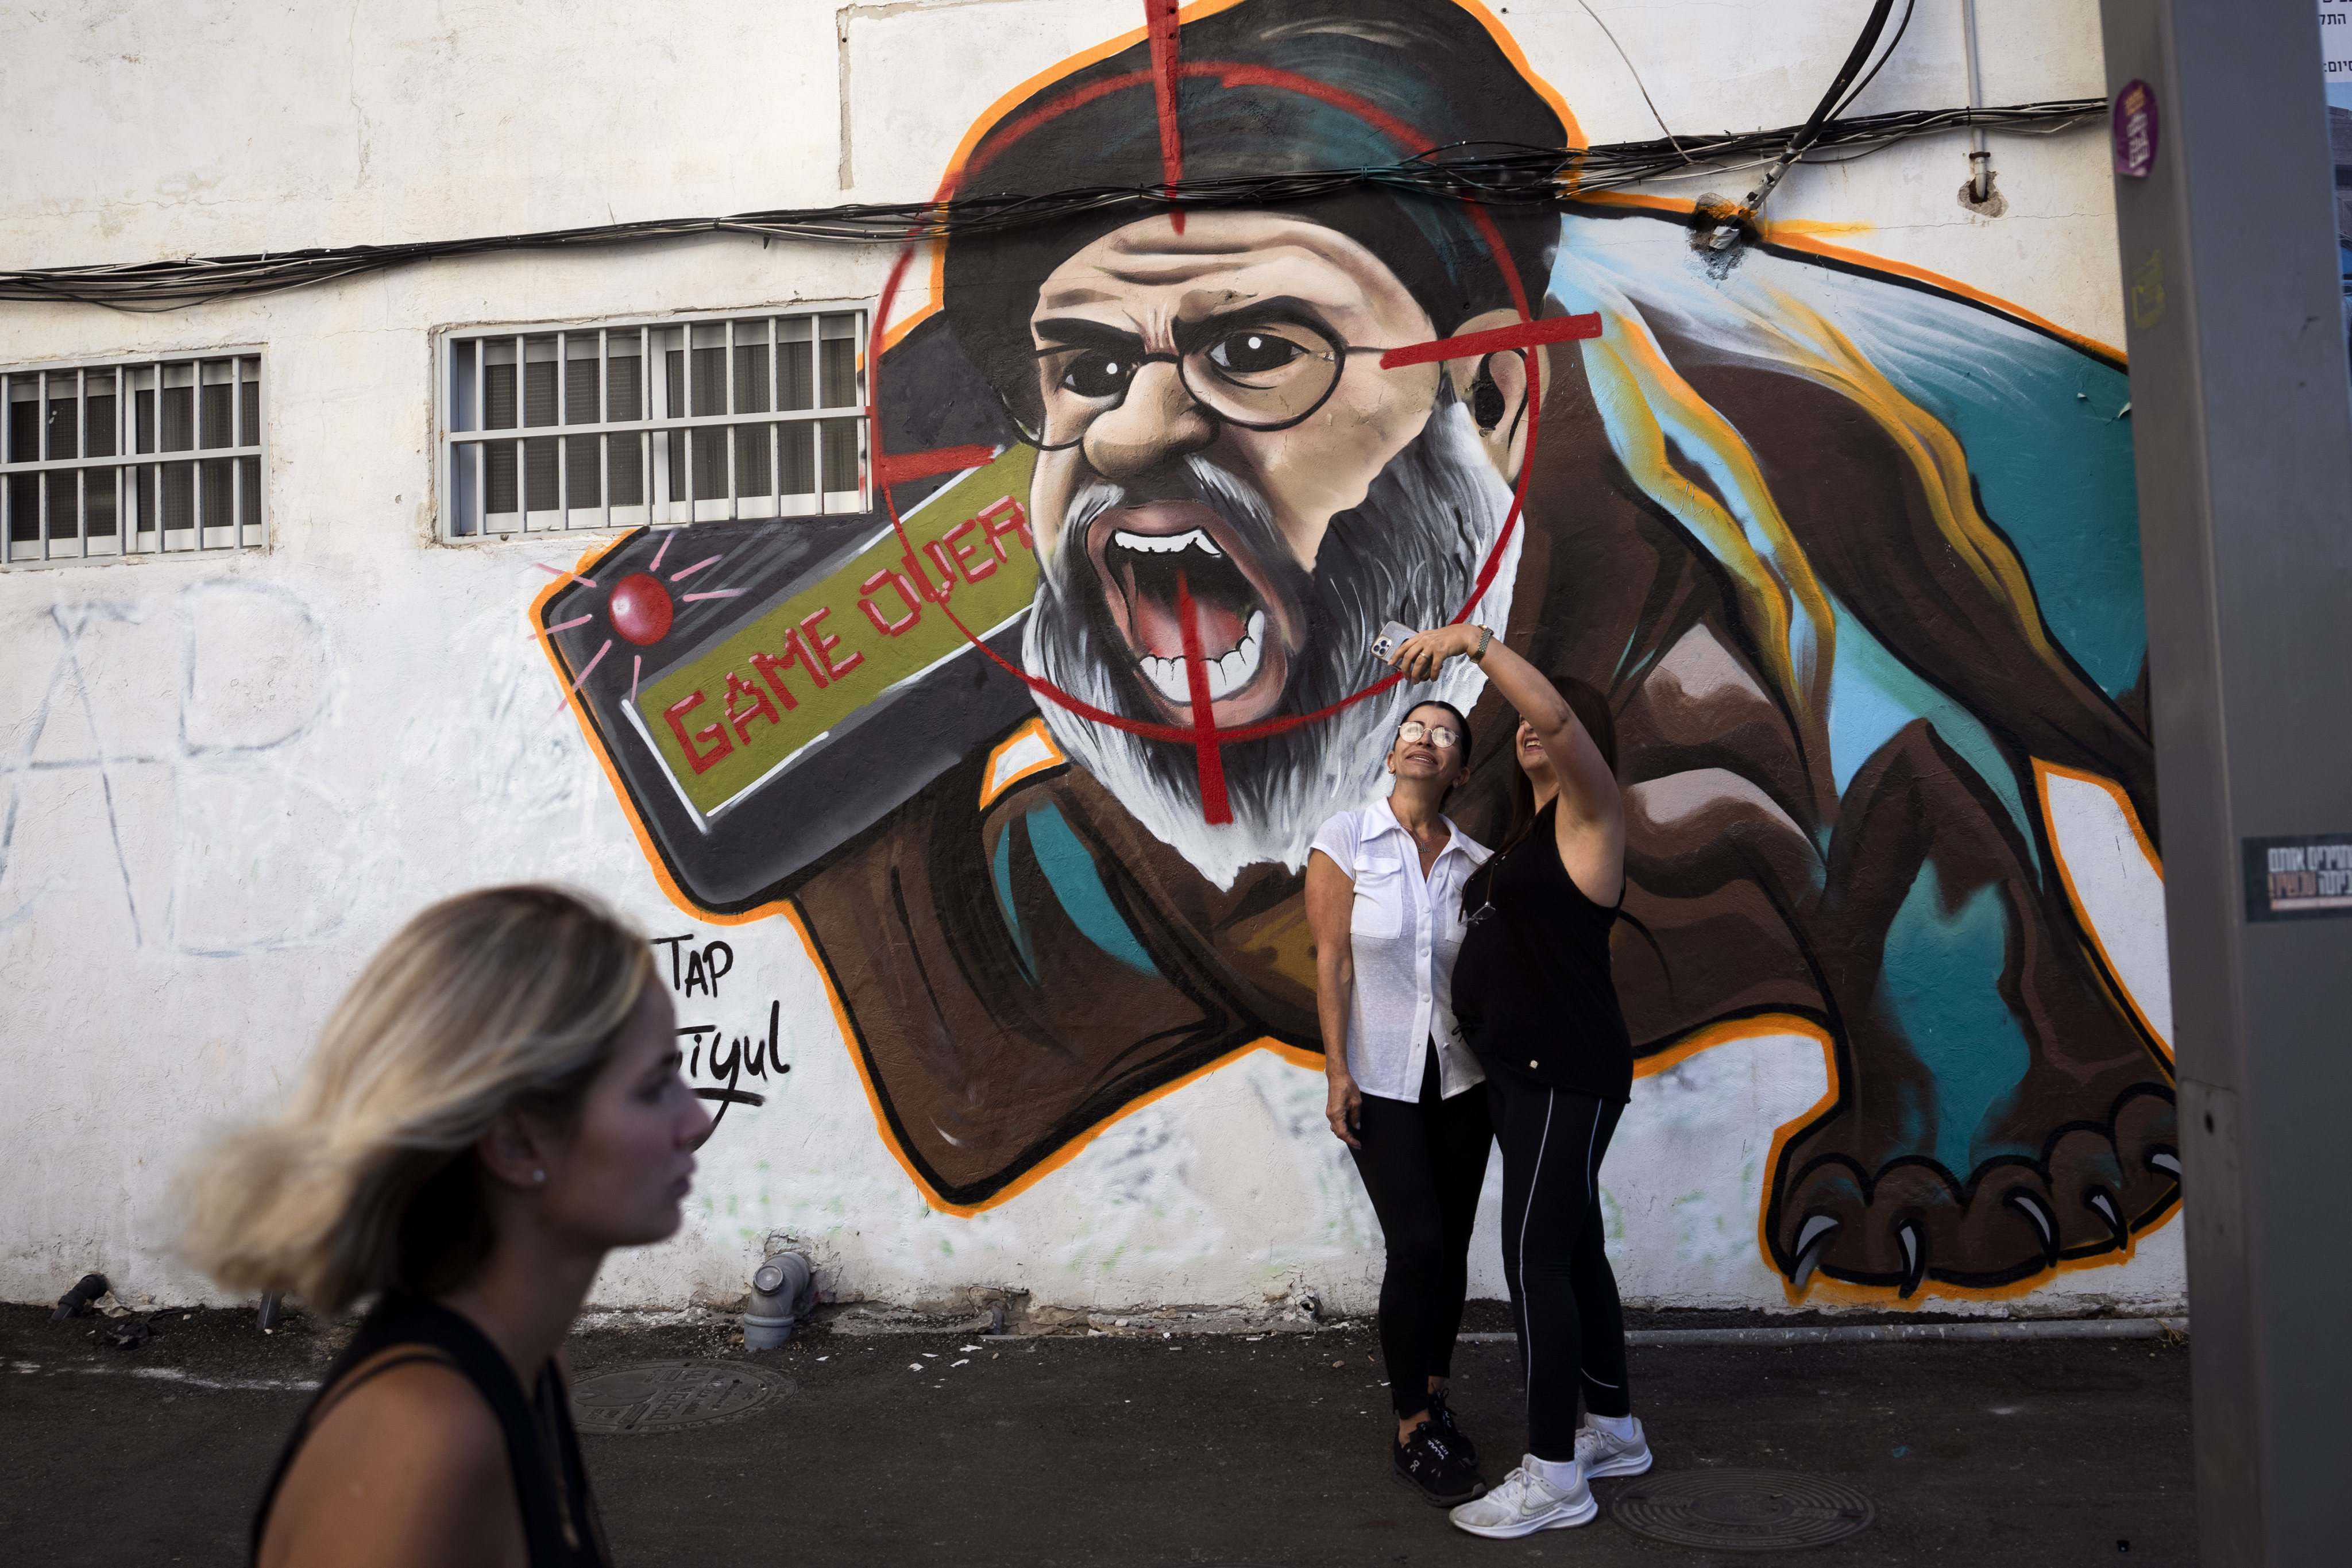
[2,352,264,567]
[438,309,869,539]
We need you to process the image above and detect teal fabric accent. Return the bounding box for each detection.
[1875,864,2037,1173]
[1825,598,2037,879]
[1837,307,2145,702]
[1574,323,1828,700]
[1611,625,1642,682]
[1543,215,2138,1191]
[990,825,1038,986]
[1549,219,2147,702]
[1025,804,1157,975]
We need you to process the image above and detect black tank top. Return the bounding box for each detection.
[250,1293,611,1567]
[1450,799,1634,1102]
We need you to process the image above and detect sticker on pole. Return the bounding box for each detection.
[2112,80,2158,179]
[2243,832,2352,921]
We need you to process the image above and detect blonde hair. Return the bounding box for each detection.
[180,885,655,1314]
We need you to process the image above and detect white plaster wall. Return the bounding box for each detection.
[0,0,2181,1315]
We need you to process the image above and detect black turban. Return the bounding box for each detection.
[940,0,1569,404]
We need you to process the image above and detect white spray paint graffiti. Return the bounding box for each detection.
[1,580,360,956]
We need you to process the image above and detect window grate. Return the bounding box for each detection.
[438,309,869,539]
[1,352,265,567]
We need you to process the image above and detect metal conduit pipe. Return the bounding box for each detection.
[744,1252,816,1349]
[1962,0,1996,203]
[52,1273,107,1320]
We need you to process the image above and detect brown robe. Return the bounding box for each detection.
[793,343,2178,1293]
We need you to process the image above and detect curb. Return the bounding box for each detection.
[1458,1316,2189,1347]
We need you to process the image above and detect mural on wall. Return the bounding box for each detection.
[533,0,2174,1300]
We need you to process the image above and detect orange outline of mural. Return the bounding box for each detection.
[1780,1167,2184,1308]
[1642,1014,2180,1310]
[1709,758,2184,1308]
[1569,190,2125,366]
[979,717,1071,809]
[2034,758,2173,1064]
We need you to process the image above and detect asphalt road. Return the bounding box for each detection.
[1,1303,2193,1565]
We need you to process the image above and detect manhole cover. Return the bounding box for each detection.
[569,1360,793,1435]
[1612,1470,1875,1551]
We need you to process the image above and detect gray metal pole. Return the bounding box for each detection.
[2096,3,2352,1562]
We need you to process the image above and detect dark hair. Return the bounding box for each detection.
[1403,698,1474,754]
[1396,698,1475,796]
[1498,676,1617,853]
[941,0,1565,410]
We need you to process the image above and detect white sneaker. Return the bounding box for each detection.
[1574,1418,1652,1478]
[1447,1456,1599,1538]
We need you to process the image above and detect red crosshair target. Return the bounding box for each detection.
[863,11,1598,825]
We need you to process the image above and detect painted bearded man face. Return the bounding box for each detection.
[1013,211,1535,886]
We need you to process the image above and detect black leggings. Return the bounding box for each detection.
[1348,1048,1493,1419]
[1487,1068,1628,1461]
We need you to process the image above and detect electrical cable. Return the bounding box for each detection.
[1785,0,1901,158]
[1708,0,1904,249]
[0,98,2099,311]
[1573,0,1685,160]
[1831,0,1920,121]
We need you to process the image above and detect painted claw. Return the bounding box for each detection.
[2005,1190,2060,1268]
[1895,1219,1928,1299]
[1792,1214,1839,1289]
[2085,1188,2129,1251]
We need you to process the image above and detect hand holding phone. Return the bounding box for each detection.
[1369,620,1419,664]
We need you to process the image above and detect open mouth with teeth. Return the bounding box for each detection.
[1087,500,1295,727]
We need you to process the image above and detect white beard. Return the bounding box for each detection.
[1023,397,1521,889]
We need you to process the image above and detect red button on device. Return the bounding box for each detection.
[609,572,674,646]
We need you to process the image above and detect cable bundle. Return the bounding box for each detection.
[0,100,2100,311]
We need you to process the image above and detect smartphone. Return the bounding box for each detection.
[1369,619,1418,663]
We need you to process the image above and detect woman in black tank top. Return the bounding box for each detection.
[1384,625,1652,1540]
[252,1293,608,1567]
[178,886,713,1568]
[1450,791,1633,1103]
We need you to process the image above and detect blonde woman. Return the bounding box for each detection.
[181,885,710,1568]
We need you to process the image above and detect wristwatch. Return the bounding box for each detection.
[1471,624,1494,663]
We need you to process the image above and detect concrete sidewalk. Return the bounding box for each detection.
[1,1303,2193,1565]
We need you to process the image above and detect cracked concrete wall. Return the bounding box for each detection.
[0,0,2180,1318]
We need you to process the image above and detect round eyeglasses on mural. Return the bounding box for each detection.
[1003,314,1435,450]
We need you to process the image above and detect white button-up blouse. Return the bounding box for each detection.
[1308,798,1493,1103]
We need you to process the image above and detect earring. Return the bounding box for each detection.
[1470,355,1507,432]
[532,1169,546,1184]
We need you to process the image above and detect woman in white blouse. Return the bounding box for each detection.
[1306,700,1494,1509]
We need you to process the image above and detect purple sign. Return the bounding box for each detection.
[2114,79,2158,178]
